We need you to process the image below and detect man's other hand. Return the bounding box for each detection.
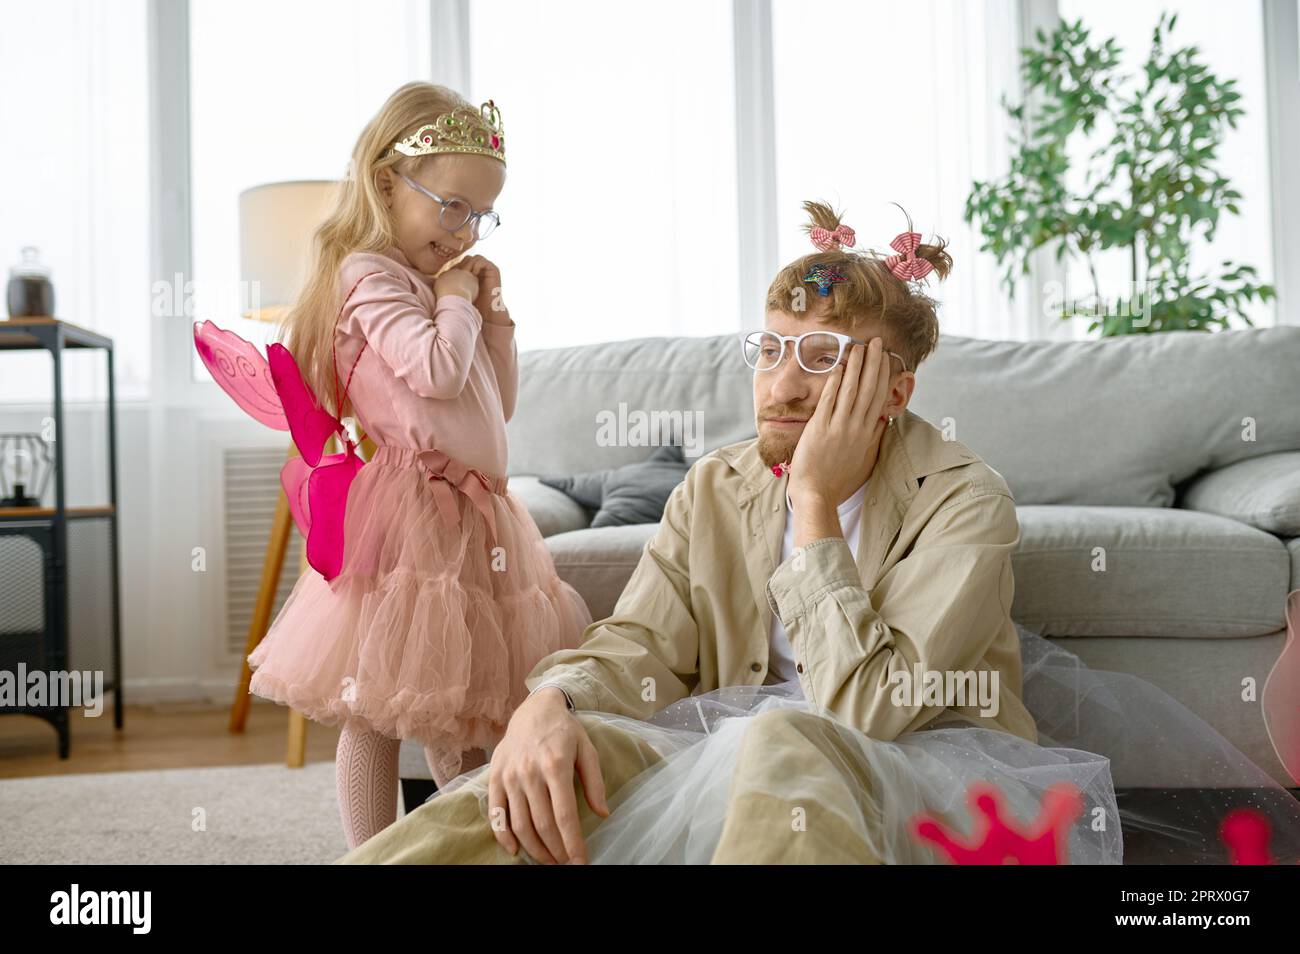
[487,686,610,864]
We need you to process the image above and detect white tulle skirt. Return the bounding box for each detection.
[441,624,1300,864]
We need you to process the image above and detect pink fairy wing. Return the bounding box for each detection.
[279,455,314,540]
[192,320,288,430]
[279,447,364,580]
[305,448,365,581]
[267,341,367,580]
[1262,589,1300,785]
[267,342,340,467]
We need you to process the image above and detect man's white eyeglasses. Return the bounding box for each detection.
[398,173,500,241]
[741,331,910,374]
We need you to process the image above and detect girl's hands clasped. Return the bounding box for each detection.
[787,338,892,512]
[458,254,511,324]
[433,266,479,303]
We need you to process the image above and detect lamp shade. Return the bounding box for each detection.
[238,180,338,322]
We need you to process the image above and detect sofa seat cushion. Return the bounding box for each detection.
[546,523,658,621]
[1012,506,1289,638]
[510,475,591,538]
[543,507,1290,643]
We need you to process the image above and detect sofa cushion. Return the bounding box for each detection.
[512,327,1300,507]
[546,507,1291,639]
[508,334,756,478]
[907,326,1300,507]
[1011,505,1289,638]
[1176,451,1300,536]
[540,443,689,527]
[547,523,658,621]
[508,475,590,538]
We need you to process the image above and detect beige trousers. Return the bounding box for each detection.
[334,708,894,864]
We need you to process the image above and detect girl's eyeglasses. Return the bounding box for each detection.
[397,173,500,241]
[741,331,910,374]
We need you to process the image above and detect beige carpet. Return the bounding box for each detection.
[0,761,374,864]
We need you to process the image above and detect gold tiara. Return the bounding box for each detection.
[388,99,506,165]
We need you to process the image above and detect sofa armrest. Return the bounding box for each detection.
[1177,451,1300,536]
[508,475,592,537]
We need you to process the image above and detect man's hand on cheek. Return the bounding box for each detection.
[787,338,890,513]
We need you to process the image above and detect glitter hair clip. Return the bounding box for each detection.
[801,263,849,297]
[388,99,506,166]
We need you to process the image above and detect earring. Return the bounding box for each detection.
[888,415,895,426]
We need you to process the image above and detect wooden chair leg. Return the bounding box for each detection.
[286,708,308,768]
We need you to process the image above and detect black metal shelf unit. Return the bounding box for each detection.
[0,318,124,756]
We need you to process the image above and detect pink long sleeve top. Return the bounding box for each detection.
[331,247,519,477]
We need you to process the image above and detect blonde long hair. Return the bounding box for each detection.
[274,82,473,419]
[765,200,953,373]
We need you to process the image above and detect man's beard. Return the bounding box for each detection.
[756,426,801,469]
[756,402,817,469]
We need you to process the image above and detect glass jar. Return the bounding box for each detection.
[7,246,56,318]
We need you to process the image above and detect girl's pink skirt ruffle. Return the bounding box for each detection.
[247,445,592,778]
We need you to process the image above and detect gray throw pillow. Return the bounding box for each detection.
[1176,451,1300,536]
[540,444,688,527]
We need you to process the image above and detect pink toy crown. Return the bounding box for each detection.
[910,780,1083,864]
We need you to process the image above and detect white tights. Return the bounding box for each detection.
[335,723,489,849]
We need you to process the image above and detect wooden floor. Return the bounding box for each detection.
[0,696,341,778]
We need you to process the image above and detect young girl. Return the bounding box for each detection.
[246,81,592,848]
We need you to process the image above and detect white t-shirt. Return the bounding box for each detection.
[766,477,871,685]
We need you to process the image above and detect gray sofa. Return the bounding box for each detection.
[400,326,1300,793]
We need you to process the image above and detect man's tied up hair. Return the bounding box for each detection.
[764,199,953,374]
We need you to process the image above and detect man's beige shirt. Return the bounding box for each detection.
[525,408,1037,744]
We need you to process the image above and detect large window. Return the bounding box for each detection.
[187,0,433,381]
[468,0,741,352]
[771,0,1029,340]
[8,0,1283,413]
[0,0,151,401]
[1057,0,1274,328]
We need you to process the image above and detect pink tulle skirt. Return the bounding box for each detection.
[247,443,592,778]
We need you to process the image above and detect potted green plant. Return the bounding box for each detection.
[965,12,1274,335]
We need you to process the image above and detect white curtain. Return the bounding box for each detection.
[468,0,741,353]
[468,0,1038,346]
[771,0,1034,341]
[0,0,150,401]
[187,0,435,382]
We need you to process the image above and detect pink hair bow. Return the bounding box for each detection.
[885,231,934,282]
[414,448,502,543]
[809,224,856,252]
